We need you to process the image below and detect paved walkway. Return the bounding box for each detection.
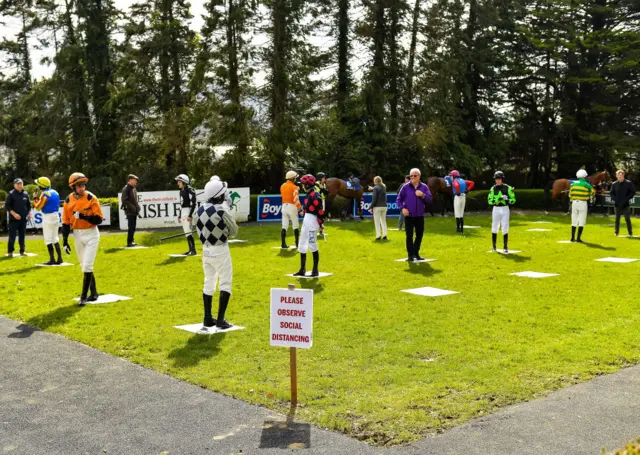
[1,316,638,455]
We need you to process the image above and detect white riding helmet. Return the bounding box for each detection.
[576,169,588,179]
[175,174,190,185]
[204,179,226,200]
[211,175,221,181]
[286,170,297,180]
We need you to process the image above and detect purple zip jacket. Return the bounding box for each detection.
[396,181,432,216]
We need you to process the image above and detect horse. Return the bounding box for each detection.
[325,171,375,220]
[545,170,612,214]
[426,177,453,216]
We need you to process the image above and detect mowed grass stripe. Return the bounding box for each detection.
[0,214,638,445]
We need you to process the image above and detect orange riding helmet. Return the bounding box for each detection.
[69,172,88,188]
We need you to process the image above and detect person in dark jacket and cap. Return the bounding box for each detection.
[610,170,636,237]
[5,178,32,257]
[121,174,141,247]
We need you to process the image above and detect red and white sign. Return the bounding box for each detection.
[270,288,313,349]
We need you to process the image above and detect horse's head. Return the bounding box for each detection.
[591,170,612,187]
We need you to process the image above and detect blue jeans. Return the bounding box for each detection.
[8,219,27,254]
[398,212,405,229]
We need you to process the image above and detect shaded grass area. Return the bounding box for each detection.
[1,214,639,445]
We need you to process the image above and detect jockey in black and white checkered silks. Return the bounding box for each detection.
[194,177,239,331]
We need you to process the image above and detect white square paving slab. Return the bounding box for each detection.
[174,323,245,334]
[510,271,559,278]
[401,287,459,297]
[595,257,638,263]
[73,294,132,305]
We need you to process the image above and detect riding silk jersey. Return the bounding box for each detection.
[302,190,325,227]
[280,180,302,210]
[179,186,197,218]
[488,184,516,206]
[62,192,104,230]
[450,177,467,195]
[569,179,594,201]
[195,202,238,248]
[313,182,328,200]
[34,188,60,214]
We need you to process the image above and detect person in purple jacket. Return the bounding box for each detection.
[396,168,433,261]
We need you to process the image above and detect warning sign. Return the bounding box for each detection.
[270,288,313,349]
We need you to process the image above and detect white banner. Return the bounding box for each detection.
[22,206,112,228]
[117,188,250,230]
[270,288,313,349]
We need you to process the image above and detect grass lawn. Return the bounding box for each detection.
[1,214,640,445]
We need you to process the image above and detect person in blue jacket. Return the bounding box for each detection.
[34,177,63,265]
[396,168,432,261]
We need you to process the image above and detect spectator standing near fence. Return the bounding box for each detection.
[5,178,31,257]
[121,174,140,247]
[371,176,388,240]
[610,170,636,237]
[397,175,409,230]
[396,169,432,261]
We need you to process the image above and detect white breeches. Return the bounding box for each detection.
[453,194,466,218]
[491,206,510,234]
[74,227,100,272]
[282,203,299,230]
[202,246,233,295]
[571,200,588,227]
[42,212,60,245]
[373,207,388,238]
[180,207,192,235]
[298,214,319,254]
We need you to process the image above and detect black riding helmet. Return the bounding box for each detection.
[493,171,505,180]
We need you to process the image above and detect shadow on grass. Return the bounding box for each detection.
[298,278,324,294]
[27,304,83,330]
[278,249,298,258]
[7,323,41,339]
[168,332,226,368]
[581,242,616,251]
[0,266,41,276]
[404,262,442,277]
[499,254,532,263]
[156,256,189,266]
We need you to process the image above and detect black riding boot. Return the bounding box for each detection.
[46,244,55,265]
[492,233,497,251]
[88,273,99,301]
[185,235,196,255]
[54,243,63,264]
[78,272,92,306]
[577,226,584,243]
[571,226,576,242]
[293,253,307,276]
[203,293,216,327]
[294,228,300,248]
[311,251,319,277]
[460,217,464,234]
[503,234,509,253]
[281,229,288,249]
[216,291,232,329]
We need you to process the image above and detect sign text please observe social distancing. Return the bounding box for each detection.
[270,288,313,349]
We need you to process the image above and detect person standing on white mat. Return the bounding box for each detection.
[569,169,594,243]
[293,174,325,277]
[610,170,636,237]
[488,171,516,253]
[176,174,197,255]
[62,173,104,306]
[446,170,473,234]
[195,178,238,331]
[396,168,432,261]
[280,170,303,249]
[370,176,388,240]
[33,177,63,265]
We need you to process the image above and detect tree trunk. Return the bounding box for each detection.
[401,0,420,136]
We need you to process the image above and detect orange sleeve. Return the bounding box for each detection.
[293,187,301,210]
[34,195,47,210]
[91,197,104,219]
[62,200,72,225]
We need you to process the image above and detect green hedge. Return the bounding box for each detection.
[466,189,549,211]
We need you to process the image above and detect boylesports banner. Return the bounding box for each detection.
[257,193,400,221]
[14,206,112,228]
[117,188,250,230]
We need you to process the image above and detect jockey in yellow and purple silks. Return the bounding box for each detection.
[34,177,63,265]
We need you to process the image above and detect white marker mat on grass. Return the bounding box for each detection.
[174,323,245,335]
[168,254,200,257]
[401,287,459,297]
[228,239,248,243]
[510,271,559,279]
[285,272,333,278]
[532,221,552,224]
[464,226,481,229]
[272,246,297,250]
[389,228,400,231]
[488,250,522,255]
[527,228,552,232]
[557,240,574,244]
[395,258,436,263]
[73,294,132,304]
[36,262,74,267]
[6,253,37,257]
[595,257,638,263]
[120,246,150,249]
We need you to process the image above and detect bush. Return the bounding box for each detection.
[603,438,640,455]
[466,189,550,211]
[100,197,120,227]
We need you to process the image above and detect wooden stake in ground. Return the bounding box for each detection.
[288,283,298,407]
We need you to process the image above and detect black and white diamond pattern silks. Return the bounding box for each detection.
[196,203,237,247]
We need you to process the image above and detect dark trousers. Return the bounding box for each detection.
[127,214,137,244]
[8,219,27,254]
[614,206,632,235]
[405,216,424,257]
[398,212,405,229]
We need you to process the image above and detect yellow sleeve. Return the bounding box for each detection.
[34,193,48,210]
